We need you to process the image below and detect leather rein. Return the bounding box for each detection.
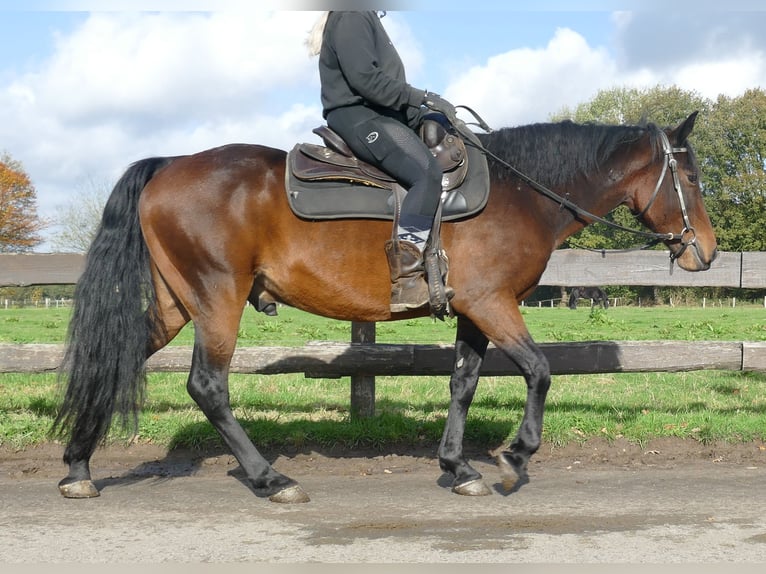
[449,105,699,266]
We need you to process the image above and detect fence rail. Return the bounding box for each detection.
[2,249,766,288]
[2,340,765,376]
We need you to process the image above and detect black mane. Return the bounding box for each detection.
[477,121,657,188]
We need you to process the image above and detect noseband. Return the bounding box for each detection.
[635,130,697,263]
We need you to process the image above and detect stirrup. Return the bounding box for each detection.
[424,244,453,319]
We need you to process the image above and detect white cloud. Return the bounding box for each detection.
[443,16,766,130]
[444,28,617,127]
[672,57,766,99]
[379,13,425,83]
[611,10,766,98]
[0,10,324,242]
[35,11,319,126]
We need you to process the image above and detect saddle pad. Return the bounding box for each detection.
[285,143,490,221]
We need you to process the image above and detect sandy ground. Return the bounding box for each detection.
[1,438,765,564]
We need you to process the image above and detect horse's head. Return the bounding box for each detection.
[628,112,718,271]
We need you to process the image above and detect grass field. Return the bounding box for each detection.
[1,304,764,451]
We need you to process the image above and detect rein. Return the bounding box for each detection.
[450,106,698,266]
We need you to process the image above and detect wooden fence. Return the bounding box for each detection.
[2,249,766,288]
[2,250,765,417]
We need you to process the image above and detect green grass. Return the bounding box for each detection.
[1,304,765,451]
[3,304,766,345]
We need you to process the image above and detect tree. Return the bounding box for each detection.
[554,84,711,128]
[692,88,766,251]
[0,153,45,252]
[51,176,111,253]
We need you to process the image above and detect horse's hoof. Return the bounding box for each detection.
[494,450,528,492]
[452,478,492,496]
[268,484,310,504]
[495,454,517,491]
[59,480,100,499]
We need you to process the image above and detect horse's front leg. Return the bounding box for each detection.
[466,302,551,492]
[437,316,492,496]
[491,336,550,491]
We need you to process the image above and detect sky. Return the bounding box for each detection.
[1,1,765,250]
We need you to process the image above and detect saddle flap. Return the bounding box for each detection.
[291,144,394,187]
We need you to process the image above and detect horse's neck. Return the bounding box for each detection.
[551,167,628,244]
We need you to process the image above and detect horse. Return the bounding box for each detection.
[568,286,610,310]
[53,112,717,503]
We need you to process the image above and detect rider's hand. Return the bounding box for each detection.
[423,91,457,120]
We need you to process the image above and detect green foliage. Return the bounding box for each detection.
[695,89,766,251]
[0,152,45,253]
[554,84,711,127]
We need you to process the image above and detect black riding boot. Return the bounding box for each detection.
[384,239,431,312]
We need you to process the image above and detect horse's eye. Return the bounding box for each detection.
[687,173,698,184]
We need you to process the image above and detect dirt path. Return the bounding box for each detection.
[1,439,765,563]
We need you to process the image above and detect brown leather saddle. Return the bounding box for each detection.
[293,120,467,191]
[285,119,489,221]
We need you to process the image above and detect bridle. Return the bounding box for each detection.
[451,106,699,266]
[634,129,698,264]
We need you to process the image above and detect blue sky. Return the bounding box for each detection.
[1,1,765,249]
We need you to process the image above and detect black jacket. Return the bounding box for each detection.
[319,11,425,119]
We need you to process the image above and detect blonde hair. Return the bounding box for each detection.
[305,12,329,57]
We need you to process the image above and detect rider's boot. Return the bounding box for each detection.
[384,238,431,312]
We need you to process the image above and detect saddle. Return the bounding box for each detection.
[291,119,468,193]
[285,120,490,222]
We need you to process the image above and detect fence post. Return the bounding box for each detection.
[350,321,376,419]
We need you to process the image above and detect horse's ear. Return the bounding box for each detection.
[672,111,699,146]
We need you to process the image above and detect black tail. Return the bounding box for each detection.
[52,156,175,453]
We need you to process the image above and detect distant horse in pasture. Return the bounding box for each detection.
[568,286,610,310]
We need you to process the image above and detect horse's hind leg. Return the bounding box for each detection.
[58,268,189,498]
[184,296,309,503]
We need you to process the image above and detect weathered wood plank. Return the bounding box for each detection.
[743,342,766,372]
[349,321,376,418]
[2,251,762,288]
[0,343,64,373]
[1,341,755,375]
[742,252,766,289]
[0,253,85,287]
[539,250,743,287]
[482,341,744,374]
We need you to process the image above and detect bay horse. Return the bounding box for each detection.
[568,286,610,310]
[54,112,716,503]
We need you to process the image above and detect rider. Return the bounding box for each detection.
[307,10,457,312]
